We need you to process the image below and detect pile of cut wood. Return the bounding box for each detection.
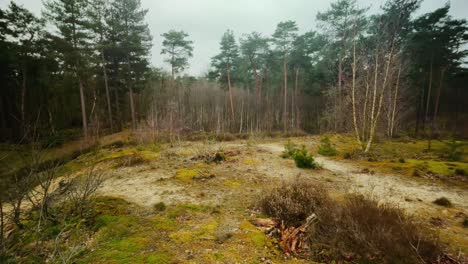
[251,214,318,256]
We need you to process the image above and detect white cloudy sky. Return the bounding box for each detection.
[1,0,467,76]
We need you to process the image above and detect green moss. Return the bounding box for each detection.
[175,168,199,181]
[178,203,204,212]
[169,231,196,243]
[249,231,268,248]
[153,216,177,231]
[146,253,172,264]
[224,180,241,188]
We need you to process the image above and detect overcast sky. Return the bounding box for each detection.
[1,0,467,76]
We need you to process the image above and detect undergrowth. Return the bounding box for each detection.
[281,141,318,169]
[259,178,444,263]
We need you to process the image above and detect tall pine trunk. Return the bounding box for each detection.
[282,57,288,131]
[78,77,88,138]
[226,63,235,122]
[21,65,27,136]
[102,52,113,132]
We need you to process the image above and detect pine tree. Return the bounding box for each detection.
[161,30,194,81]
[272,21,298,131]
[210,29,240,121]
[108,0,152,129]
[44,0,92,138]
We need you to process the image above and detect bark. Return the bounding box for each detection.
[351,42,362,147]
[282,57,288,131]
[433,68,445,124]
[101,52,113,132]
[129,85,136,129]
[114,90,121,130]
[389,66,401,138]
[423,56,434,132]
[0,200,4,252]
[415,83,425,137]
[362,74,370,140]
[21,65,27,135]
[226,63,235,121]
[366,53,379,152]
[365,44,395,153]
[294,67,299,130]
[78,78,88,138]
[127,56,137,129]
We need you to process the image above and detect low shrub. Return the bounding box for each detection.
[153,202,167,212]
[455,168,466,176]
[259,179,444,263]
[213,152,226,163]
[293,146,317,169]
[317,136,337,156]
[433,197,452,207]
[444,139,464,161]
[280,140,299,159]
[281,142,317,169]
[258,177,332,227]
[343,152,352,159]
[463,218,468,228]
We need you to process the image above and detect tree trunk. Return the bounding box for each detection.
[389,67,401,138]
[115,91,121,130]
[21,66,27,136]
[102,52,113,132]
[226,63,235,121]
[415,83,424,137]
[128,85,136,129]
[337,53,343,131]
[294,67,299,130]
[0,200,4,252]
[126,56,137,129]
[78,78,88,138]
[283,57,288,131]
[423,56,434,132]
[351,42,362,147]
[433,68,445,125]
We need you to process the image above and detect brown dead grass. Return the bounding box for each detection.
[259,178,446,263]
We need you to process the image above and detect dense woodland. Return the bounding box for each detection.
[0,0,467,148]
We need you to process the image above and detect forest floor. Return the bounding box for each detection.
[53,135,466,263]
[3,134,468,263]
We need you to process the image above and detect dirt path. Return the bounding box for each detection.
[258,143,468,213]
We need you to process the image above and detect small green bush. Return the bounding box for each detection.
[280,140,299,159]
[317,136,337,156]
[293,146,317,169]
[153,202,167,212]
[444,139,464,161]
[433,197,452,207]
[398,158,406,163]
[213,152,226,163]
[463,218,468,228]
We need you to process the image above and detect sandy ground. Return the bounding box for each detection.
[258,143,468,212]
[92,139,467,256]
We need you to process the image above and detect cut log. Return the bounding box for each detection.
[251,218,278,228]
